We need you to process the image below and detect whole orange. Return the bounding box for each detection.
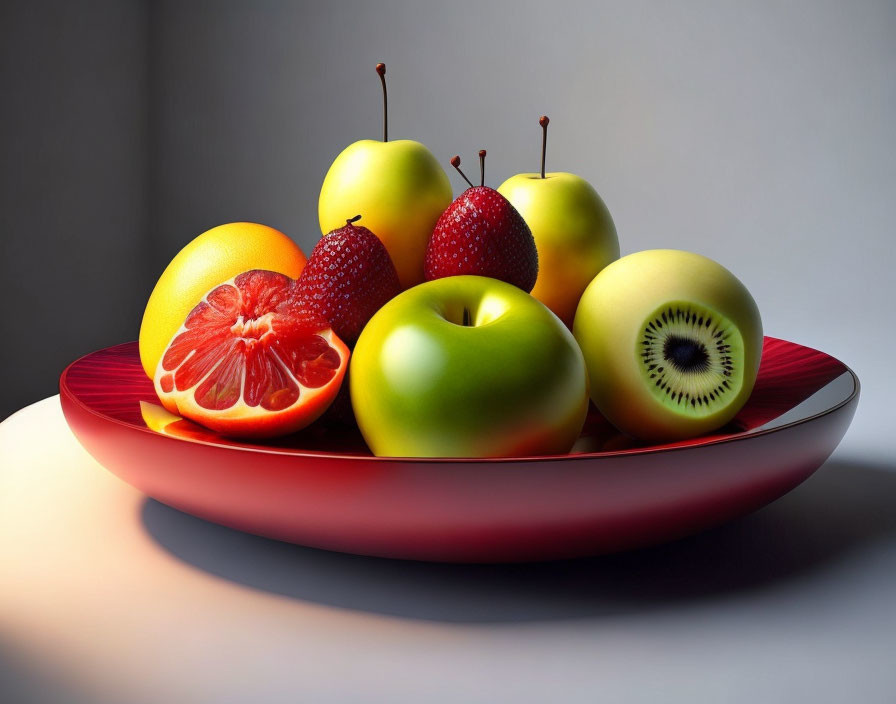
[138,222,306,378]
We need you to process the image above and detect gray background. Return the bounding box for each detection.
[2,0,894,458]
[2,3,896,702]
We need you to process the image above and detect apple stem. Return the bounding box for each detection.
[346,215,362,225]
[462,307,472,326]
[479,149,486,187]
[450,155,474,189]
[376,63,388,142]
[539,115,550,178]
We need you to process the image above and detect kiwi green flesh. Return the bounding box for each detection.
[638,301,745,418]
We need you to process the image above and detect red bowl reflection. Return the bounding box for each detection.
[60,338,858,562]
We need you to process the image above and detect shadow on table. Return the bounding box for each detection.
[0,641,94,704]
[142,457,896,623]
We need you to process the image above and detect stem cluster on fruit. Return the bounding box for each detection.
[376,63,388,142]
[450,155,474,189]
[539,115,550,179]
[371,65,553,184]
[448,152,488,190]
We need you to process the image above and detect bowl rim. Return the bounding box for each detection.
[59,338,860,465]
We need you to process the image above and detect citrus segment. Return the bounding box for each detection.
[154,270,349,439]
[139,222,307,378]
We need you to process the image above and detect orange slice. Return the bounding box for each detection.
[153,270,349,439]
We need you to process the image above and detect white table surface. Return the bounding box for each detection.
[2,396,895,703]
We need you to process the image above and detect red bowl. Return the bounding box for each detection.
[60,338,858,562]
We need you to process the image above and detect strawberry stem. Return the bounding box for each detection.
[539,115,549,179]
[479,149,486,187]
[450,155,474,188]
[376,63,388,142]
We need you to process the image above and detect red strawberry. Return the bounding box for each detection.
[424,152,538,292]
[292,216,401,345]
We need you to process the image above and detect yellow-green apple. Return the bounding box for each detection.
[318,63,452,289]
[573,249,762,442]
[497,116,619,326]
[351,275,589,458]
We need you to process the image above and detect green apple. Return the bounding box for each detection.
[573,249,763,442]
[497,116,619,327]
[318,64,452,290]
[351,275,589,458]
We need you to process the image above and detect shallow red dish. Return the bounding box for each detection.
[60,338,858,562]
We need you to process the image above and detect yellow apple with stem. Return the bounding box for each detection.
[318,63,452,289]
[497,116,619,326]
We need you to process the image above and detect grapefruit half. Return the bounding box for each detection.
[153,270,349,439]
[139,222,307,378]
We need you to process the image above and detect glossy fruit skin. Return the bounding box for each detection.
[424,186,539,292]
[138,223,306,378]
[351,275,588,458]
[292,221,401,345]
[573,249,763,441]
[319,139,452,290]
[498,172,619,327]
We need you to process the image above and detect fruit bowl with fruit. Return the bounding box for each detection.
[60,63,858,562]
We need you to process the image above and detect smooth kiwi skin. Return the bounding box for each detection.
[573,249,763,442]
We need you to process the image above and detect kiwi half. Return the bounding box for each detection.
[573,249,762,442]
[639,301,745,417]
